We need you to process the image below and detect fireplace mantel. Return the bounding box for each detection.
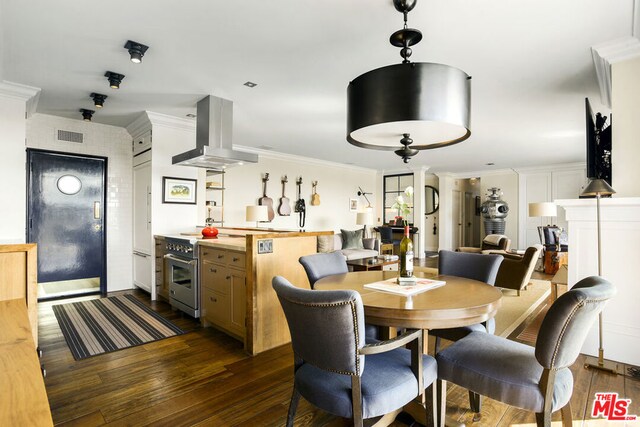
[556,197,640,366]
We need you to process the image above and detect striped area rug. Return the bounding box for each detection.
[53,294,185,360]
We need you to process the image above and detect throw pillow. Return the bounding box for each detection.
[341,229,364,250]
[317,235,335,253]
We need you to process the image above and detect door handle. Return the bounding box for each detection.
[94,201,101,219]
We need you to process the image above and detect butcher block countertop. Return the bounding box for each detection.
[0,299,53,426]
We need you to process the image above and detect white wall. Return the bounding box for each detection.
[210,150,377,233]
[146,116,200,235]
[26,113,133,292]
[480,171,519,249]
[0,82,39,244]
[612,56,640,197]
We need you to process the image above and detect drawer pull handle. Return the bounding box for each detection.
[218,255,224,259]
[226,276,231,280]
[210,296,217,302]
[203,252,209,256]
[210,268,217,273]
[232,257,239,262]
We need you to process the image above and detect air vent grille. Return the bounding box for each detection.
[57,130,84,143]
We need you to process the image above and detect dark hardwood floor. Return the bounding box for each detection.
[39,287,640,426]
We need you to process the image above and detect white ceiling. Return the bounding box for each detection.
[0,0,635,172]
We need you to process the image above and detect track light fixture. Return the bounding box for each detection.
[124,40,149,64]
[90,93,108,108]
[80,109,94,122]
[105,71,125,89]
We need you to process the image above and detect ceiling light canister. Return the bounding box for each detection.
[105,71,125,89]
[124,40,149,64]
[80,108,94,122]
[346,0,471,163]
[90,93,108,108]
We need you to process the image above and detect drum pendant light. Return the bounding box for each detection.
[347,0,471,163]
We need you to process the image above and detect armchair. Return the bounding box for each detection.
[272,276,437,427]
[458,234,511,254]
[494,244,543,296]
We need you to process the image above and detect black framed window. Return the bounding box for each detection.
[383,173,414,224]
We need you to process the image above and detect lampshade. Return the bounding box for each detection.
[246,205,268,222]
[528,202,557,217]
[356,211,373,226]
[346,0,471,164]
[580,178,616,197]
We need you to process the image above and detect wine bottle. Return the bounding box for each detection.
[399,226,414,278]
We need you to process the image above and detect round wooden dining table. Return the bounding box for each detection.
[314,270,502,331]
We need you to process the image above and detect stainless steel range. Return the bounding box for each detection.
[164,237,199,317]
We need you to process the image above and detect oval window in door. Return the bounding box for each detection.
[57,175,82,195]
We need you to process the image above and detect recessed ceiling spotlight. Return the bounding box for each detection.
[80,109,94,122]
[186,113,196,118]
[124,40,149,64]
[90,93,108,108]
[244,81,257,88]
[105,71,125,89]
[485,162,495,166]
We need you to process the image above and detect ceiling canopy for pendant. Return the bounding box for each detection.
[346,0,471,163]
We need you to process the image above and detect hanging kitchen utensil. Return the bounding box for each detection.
[311,181,320,206]
[258,173,275,221]
[294,177,306,228]
[278,176,291,216]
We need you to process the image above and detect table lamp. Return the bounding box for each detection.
[246,205,268,228]
[580,178,620,375]
[528,202,558,247]
[356,211,374,238]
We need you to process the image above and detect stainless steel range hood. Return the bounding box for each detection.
[172,95,258,169]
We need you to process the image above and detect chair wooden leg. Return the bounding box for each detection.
[431,382,438,427]
[286,386,301,427]
[469,390,482,421]
[535,411,551,427]
[434,336,442,354]
[560,402,573,427]
[436,379,447,427]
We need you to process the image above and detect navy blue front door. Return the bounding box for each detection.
[27,150,106,290]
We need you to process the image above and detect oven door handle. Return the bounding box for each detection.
[164,254,197,266]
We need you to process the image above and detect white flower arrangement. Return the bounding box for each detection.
[391,186,413,225]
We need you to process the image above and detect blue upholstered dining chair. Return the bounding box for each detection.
[299,251,348,289]
[272,276,438,427]
[436,276,615,427]
[430,250,503,347]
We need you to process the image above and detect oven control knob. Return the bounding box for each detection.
[187,247,193,253]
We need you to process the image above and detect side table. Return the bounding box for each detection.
[543,250,568,275]
[346,257,398,272]
[551,264,568,300]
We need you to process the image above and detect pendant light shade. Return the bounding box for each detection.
[347,63,471,151]
[346,0,471,163]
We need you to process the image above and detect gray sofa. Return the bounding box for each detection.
[317,232,379,261]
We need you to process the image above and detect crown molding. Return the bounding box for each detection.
[591,36,640,108]
[236,145,377,173]
[512,162,585,174]
[0,81,41,118]
[125,111,196,137]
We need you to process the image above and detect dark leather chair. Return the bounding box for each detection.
[539,226,568,252]
[272,276,438,427]
[436,276,615,427]
[298,251,348,289]
[431,250,503,344]
[494,244,543,296]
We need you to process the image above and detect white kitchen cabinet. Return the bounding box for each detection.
[133,251,152,292]
[133,160,152,254]
[132,129,152,156]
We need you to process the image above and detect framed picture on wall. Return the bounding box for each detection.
[349,198,358,212]
[162,177,197,204]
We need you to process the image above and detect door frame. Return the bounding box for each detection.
[26,148,108,296]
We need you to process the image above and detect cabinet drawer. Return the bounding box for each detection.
[228,252,246,269]
[202,288,229,326]
[201,261,230,294]
[200,248,227,264]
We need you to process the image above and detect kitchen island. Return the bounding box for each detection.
[156,227,332,355]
